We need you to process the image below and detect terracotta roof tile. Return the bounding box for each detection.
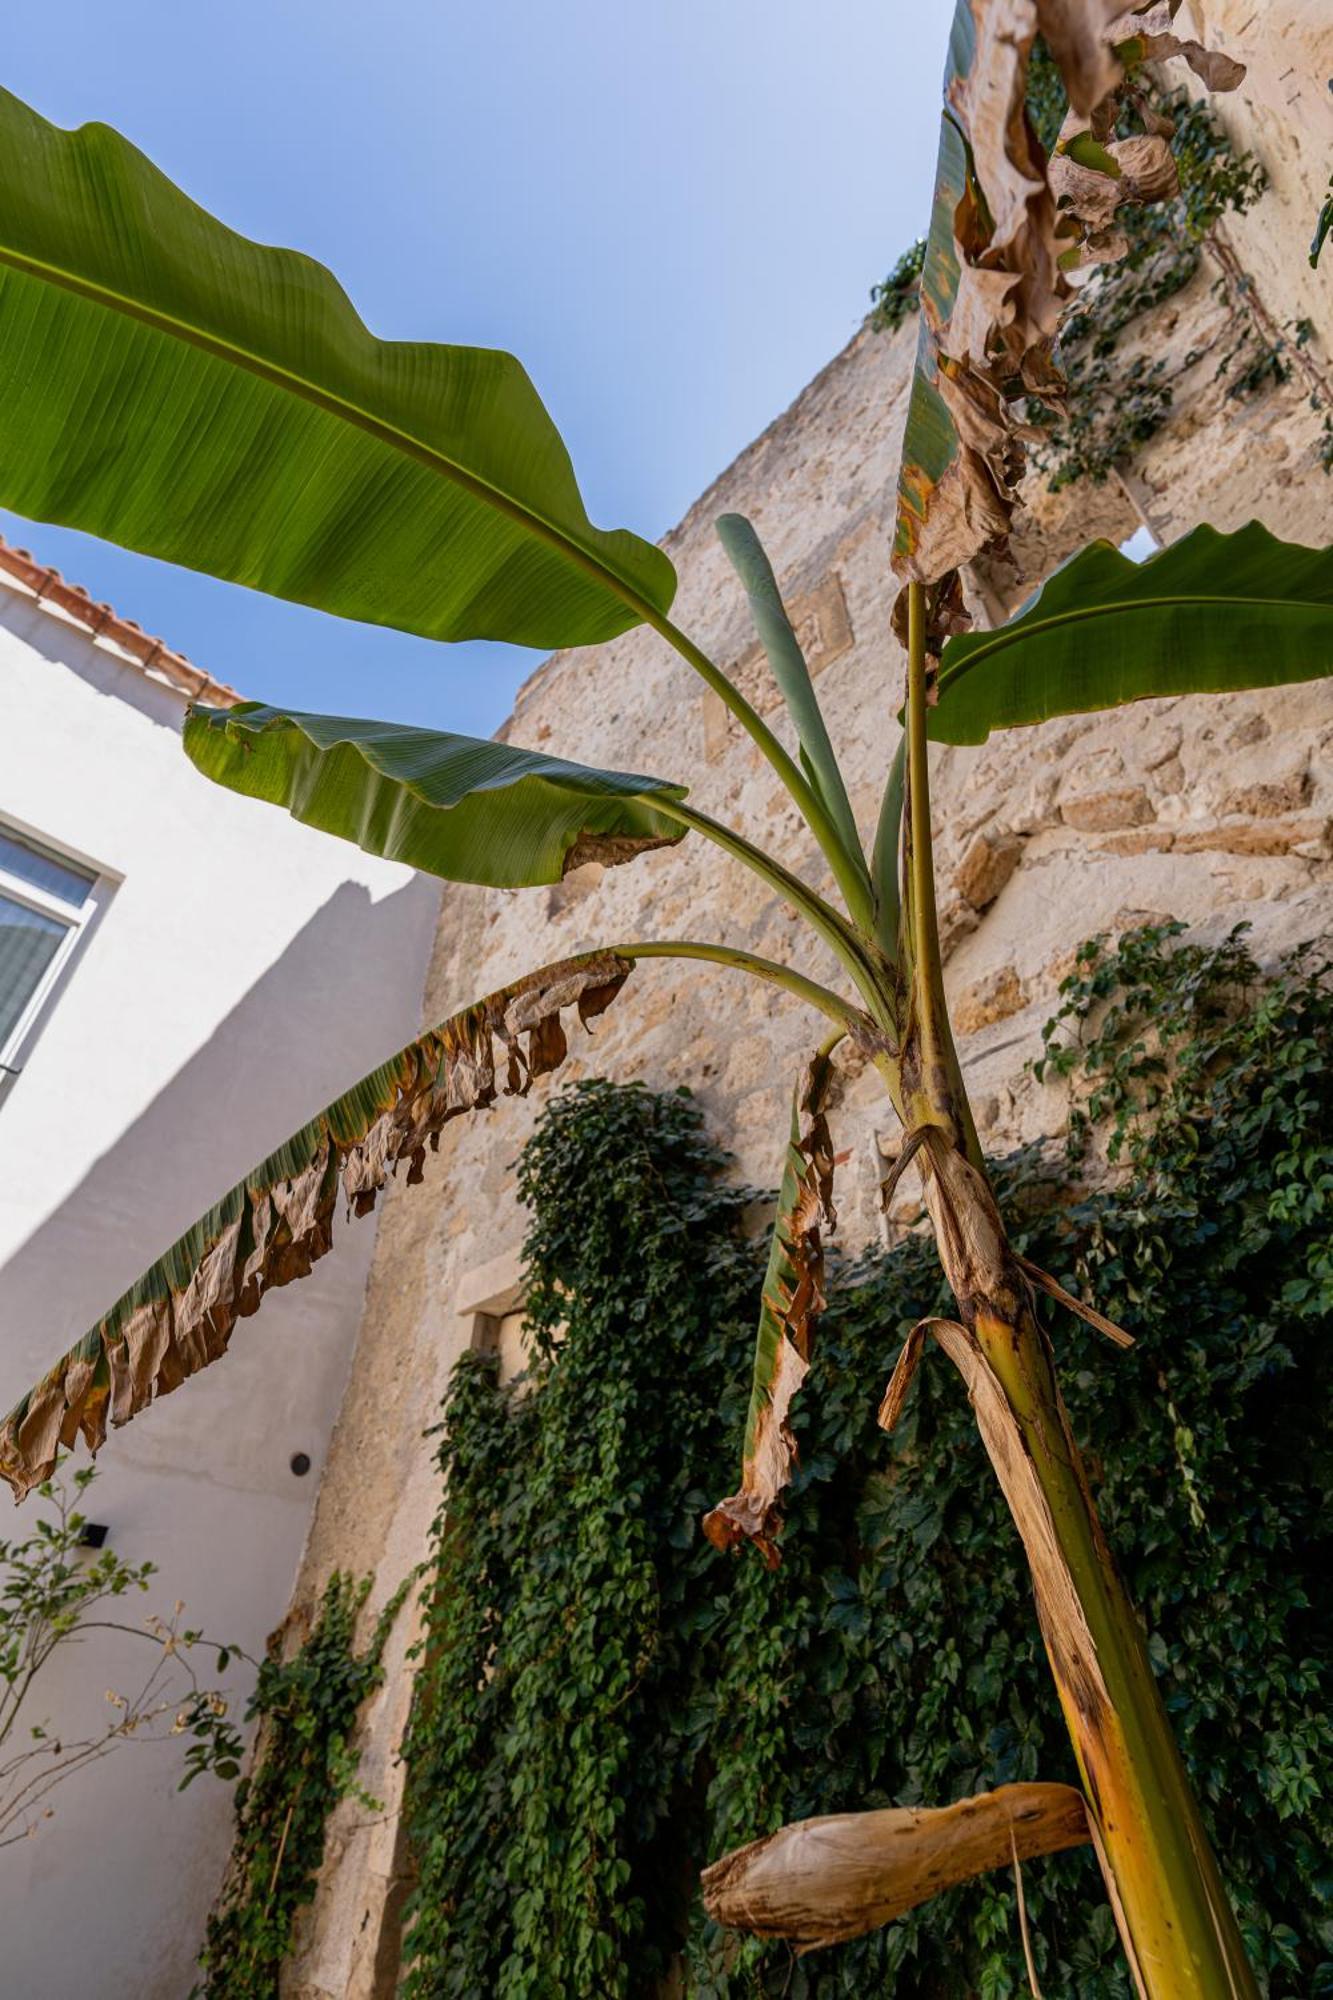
[0,535,241,708]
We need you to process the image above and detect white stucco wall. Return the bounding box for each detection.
[0,580,439,1999]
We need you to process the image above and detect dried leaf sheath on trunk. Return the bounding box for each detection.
[894,1133,1253,1997]
[702,1782,1090,1951]
[879,576,1257,1995]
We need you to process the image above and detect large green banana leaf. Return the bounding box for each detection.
[0,953,633,1501]
[929,521,1333,745]
[703,1054,834,1568]
[184,704,686,885]
[0,88,674,649]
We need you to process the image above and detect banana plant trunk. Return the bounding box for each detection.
[884,584,1257,2000]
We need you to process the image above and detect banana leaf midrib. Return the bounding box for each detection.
[212,706,687,810]
[939,591,1319,691]
[0,239,652,627]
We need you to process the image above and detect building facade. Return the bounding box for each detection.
[0,547,439,1998]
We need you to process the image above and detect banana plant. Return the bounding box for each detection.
[0,6,1326,1990]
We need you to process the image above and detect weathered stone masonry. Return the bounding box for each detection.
[277,12,1333,1990]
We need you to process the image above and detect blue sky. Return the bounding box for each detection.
[2,0,955,735]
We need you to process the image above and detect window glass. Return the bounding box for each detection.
[0,828,95,910]
[0,895,68,1049]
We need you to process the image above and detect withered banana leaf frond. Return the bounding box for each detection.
[0,953,631,1502]
[928,521,1333,744]
[185,704,687,885]
[1031,2,1239,116]
[0,88,675,650]
[891,1,1241,637]
[1034,1,1131,117]
[892,0,1075,603]
[703,1053,835,1568]
[1044,4,1241,260]
[702,1781,1089,1951]
[1046,124,1180,250]
[1110,4,1246,98]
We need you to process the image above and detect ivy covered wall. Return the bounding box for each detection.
[397,927,1333,1999]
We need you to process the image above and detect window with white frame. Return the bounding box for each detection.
[0,825,102,1076]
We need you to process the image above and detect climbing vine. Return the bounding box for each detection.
[400,1082,757,1998]
[196,1570,409,1998]
[400,930,1332,1998]
[868,237,925,335]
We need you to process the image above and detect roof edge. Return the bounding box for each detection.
[0,538,241,709]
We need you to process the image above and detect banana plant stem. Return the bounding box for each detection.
[900,586,981,1165]
[892,581,1256,1999]
[613,941,865,1035]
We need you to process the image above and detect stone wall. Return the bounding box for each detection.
[278,23,1333,1992]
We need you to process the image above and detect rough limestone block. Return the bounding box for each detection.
[1061,786,1156,832]
[954,829,1023,909]
[1221,769,1311,818]
[953,966,1028,1036]
[1174,817,1330,856]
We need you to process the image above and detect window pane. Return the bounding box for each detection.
[0,895,69,1050]
[0,828,95,909]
